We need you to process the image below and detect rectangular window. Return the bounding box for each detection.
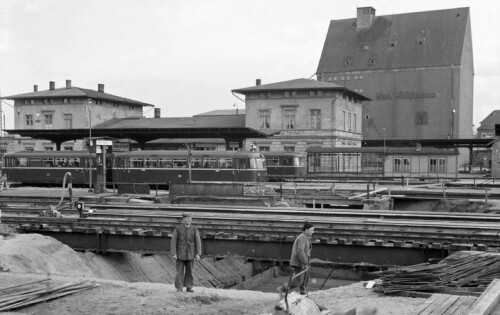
[283,108,296,130]
[438,158,446,172]
[63,147,73,151]
[310,109,321,130]
[393,158,401,172]
[348,113,352,131]
[284,146,295,152]
[343,111,346,130]
[64,114,72,129]
[403,158,411,172]
[218,158,233,168]
[43,112,53,128]
[429,158,437,172]
[353,114,357,132]
[258,110,271,129]
[25,115,33,126]
[259,146,270,152]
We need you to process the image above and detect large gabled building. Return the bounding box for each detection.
[316,7,474,142]
[232,78,370,153]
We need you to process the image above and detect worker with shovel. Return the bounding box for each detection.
[277,222,314,297]
[171,212,202,293]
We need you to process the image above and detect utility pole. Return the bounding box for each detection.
[87,98,93,191]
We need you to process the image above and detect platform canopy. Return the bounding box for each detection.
[362,138,496,149]
[5,115,277,150]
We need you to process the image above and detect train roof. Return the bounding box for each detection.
[3,151,97,158]
[261,152,306,157]
[307,147,459,155]
[113,150,265,158]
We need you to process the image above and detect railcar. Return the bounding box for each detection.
[112,150,267,185]
[306,147,459,179]
[1,151,103,186]
[261,152,307,181]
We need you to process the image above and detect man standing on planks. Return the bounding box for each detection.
[171,212,202,292]
[277,222,314,297]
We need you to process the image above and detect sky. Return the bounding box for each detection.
[0,0,499,132]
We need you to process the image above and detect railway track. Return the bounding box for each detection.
[3,204,500,246]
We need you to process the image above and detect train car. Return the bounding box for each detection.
[307,147,459,179]
[261,152,307,181]
[112,150,267,185]
[1,151,102,186]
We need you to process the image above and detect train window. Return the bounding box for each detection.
[29,158,42,167]
[42,158,55,167]
[202,157,217,168]
[252,158,264,169]
[145,158,157,168]
[297,157,306,166]
[131,158,144,168]
[55,158,68,167]
[283,157,294,166]
[67,158,80,167]
[159,158,172,168]
[191,157,202,168]
[173,158,187,168]
[18,158,28,167]
[218,158,232,168]
[266,157,280,166]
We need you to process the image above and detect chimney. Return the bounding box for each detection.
[33,85,38,92]
[98,84,104,93]
[49,81,55,90]
[66,80,72,89]
[256,79,261,86]
[356,7,376,30]
[154,108,161,118]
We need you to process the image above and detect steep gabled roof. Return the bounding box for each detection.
[317,7,470,74]
[232,78,370,101]
[477,110,500,131]
[3,87,153,107]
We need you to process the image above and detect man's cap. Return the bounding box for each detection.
[182,212,193,218]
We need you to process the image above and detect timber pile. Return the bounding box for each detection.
[375,252,500,295]
[0,278,96,311]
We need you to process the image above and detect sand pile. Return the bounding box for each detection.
[0,234,96,276]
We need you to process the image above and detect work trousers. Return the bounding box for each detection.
[175,259,194,290]
[280,266,309,293]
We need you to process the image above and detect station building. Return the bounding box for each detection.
[232,78,370,153]
[1,80,153,151]
[316,7,474,142]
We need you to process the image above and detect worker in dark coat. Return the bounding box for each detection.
[277,222,314,297]
[171,212,202,292]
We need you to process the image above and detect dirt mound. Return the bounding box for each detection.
[0,234,95,276]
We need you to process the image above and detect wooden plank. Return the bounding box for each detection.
[415,294,450,315]
[452,296,477,315]
[469,279,500,315]
[443,296,475,315]
[428,295,460,315]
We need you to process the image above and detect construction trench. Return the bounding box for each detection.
[1,181,500,296]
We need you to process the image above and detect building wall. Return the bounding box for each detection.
[14,98,143,129]
[318,65,472,141]
[244,91,362,153]
[384,153,458,178]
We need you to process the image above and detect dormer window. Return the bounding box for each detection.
[369,59,376,65]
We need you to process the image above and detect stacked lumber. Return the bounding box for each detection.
[0,278,96,311]
[375,252,500,295]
